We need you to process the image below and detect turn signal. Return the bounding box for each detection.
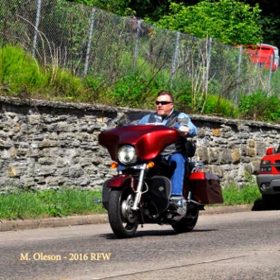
[146,161,155,169]
[111,162,119,169]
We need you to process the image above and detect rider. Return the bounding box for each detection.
[137,90,198,209]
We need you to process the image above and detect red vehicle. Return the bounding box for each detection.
[256,144,280,199]
[98,124,223,238]
[245,43,279,71]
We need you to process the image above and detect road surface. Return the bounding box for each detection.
[0,210,280,280]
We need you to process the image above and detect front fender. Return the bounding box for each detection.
[102,175,134,210]
[105,174,133,188]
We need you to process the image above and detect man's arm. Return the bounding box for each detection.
[175,112,197,137]
[137,114,151,124]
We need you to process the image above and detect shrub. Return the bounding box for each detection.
[201,94,239,118]
[47,68,85,101]
[222,183,261,205]
[0,45,47,95]
[239,91,280,122]
[108,74,148,107]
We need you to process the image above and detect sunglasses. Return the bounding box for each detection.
[155,101,173,105]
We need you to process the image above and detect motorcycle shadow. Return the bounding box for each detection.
[252,195,280,211]
[103,229,216,239]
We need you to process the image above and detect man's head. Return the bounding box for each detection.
[155,90,174,116]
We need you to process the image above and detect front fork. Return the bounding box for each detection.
[131,163,147,211]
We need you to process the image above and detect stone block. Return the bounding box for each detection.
[248,139,255,148]
[8,165,17,177]
[212,128,221,137]
[231,149,241,164]
[195,147,209,164]
[247,147,256,157]
[219,149,232,164]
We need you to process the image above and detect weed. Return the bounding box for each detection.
[222,183,261,205]
[0,188,104,220]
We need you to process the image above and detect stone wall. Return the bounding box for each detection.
[0,96,279,191]
[193,115,279,184]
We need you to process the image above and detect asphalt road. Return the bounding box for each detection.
[1,210,280,280]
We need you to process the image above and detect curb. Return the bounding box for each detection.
[0,205,252,232]
[203,204,252,215]
[0,214,108,232]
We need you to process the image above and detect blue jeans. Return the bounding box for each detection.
[168,153,187,196]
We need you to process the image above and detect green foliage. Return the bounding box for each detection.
[260,14,280,48]
[47,68,84,100]
[222,183,261,205]
[156,0,262,45]
[0,45,47,95]
[71,0,133,16]
[1,45,279,122]
[203,94,239,118]
[66,0,279,50]
[83,75,108,103]
[0,45,95,101]
[109,74,147,107]
[68,0,169,18]
[239,91,280,122]
[171,81,193,112]
[0,188,104,220]
[106,51,193,109]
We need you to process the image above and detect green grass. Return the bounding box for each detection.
[0,188,104,220]
[0,184,261,220]
[222,183,261,206]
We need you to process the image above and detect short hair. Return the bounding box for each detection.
[157,90,174,103]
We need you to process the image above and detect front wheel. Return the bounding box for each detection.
[172,203,199,233]
[108,189,139,238]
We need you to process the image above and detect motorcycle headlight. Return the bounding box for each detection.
[118,145,137,165]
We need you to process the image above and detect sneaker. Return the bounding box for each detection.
[169,196,187,216]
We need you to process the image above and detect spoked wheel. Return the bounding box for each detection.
[172,203,199,233]
[108,189,139,238]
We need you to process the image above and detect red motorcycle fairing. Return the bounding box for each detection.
[98,125,180,161]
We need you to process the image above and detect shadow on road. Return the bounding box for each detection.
[103,228,216,239]
[252,195,280,211]
[104,229,176,239]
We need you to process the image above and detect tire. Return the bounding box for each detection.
[172,203,199,233]
[108,189,138,238]
[261,194,280,210]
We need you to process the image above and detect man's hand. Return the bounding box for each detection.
[178,126,189,137]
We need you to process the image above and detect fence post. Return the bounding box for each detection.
[133,18,142,70]
[235,45,243,103]
[267,54,273,95]
[83,8,96,77]
[237,46,243,80]
[32,0,42,57]
[204,37,212,94]
[170,31,180,83]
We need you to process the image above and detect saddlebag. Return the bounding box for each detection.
[188,171,223,204]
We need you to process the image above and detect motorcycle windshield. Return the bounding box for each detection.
[98,125,180,161]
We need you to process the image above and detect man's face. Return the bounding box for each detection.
[155,94,174,116]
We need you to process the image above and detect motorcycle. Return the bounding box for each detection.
[98,124,223,238]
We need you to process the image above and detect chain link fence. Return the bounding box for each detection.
[1,0,279,108]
